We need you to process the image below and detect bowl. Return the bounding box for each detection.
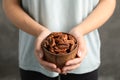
[41,32,78,68]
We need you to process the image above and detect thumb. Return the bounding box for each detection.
[39,52,43,58]
[77,50,82,57]
[39,48,44,58]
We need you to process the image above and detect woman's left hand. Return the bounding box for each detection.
[61,28,87,74]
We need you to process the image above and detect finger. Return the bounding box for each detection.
[79,47,87,60]
[51,68,61,73]
[62,63,80,72]
[35,50,42,59]
[40,59,61,73]
[35,52,61,73]
[35,31,51,53]
[65,58,81,66]
[77,50,82,57]
[35,37,43,53]
[35,35,47,58]
[77,37,87,60]
[44,66,61,73]
[61,71,67,75]
[39,58,57,69]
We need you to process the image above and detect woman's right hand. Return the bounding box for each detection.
[34,29,61,73]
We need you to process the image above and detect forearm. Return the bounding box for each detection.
[75,0,116,35]
[2,0,46,37]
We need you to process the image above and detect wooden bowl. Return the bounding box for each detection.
[41,32,78,68]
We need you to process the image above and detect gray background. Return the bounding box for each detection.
[0,0,120,80]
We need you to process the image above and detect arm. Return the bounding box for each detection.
[71,0,116,35]
[3,0,61,73]
[2,0,46,37]
[62,0,116,74]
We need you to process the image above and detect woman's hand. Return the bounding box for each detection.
[34,29,61,73]
[61,28,87,74]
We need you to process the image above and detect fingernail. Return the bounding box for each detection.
[66,62,70,66]
[61,70,67,75]
[78,51,82,57]
[63,72,67,75]
[39,53,43,58]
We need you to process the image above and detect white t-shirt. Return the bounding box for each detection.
[19,0,100,77]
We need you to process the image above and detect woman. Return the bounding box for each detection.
[3,0,116,80]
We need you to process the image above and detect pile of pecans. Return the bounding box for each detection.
[42,32,77,54]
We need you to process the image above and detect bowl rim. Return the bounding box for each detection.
[41,32,78,56]
[42,44,78,56]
